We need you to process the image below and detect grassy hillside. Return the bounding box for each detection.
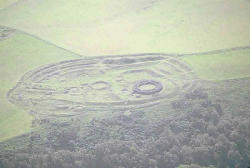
[0,31,78,142]
[0,0,18,9]
[0,0,249,56]
[0,0,250,142]
[181,49,250,81]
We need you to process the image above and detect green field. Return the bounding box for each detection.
[0,31,78,142]
[0,0,250,56]
[0,31,250,142]
[0,0,18,9]
[0,0,250,142]
[0,0,250,167]
[182,49,250,80]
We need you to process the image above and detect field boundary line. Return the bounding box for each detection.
[1,25,250,59]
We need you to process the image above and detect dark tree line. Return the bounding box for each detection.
[0,89,249,168]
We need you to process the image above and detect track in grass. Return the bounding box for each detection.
[7,54,198,116]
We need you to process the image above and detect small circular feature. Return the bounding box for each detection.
[133,80,163,95]
[90,81,111,90]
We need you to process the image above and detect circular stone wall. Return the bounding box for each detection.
[133,80,163,95]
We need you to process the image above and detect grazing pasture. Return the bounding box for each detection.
[0,28,78,142]
[0,0,18,9]
[0,0,250,55]
[0,0,250,167]
[182,49,250,80]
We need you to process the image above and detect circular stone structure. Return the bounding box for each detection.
[7,54,198,116]
[133,80,163,95]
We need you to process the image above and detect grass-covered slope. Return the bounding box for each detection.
[0,0,250,56]
[0,0,18,10]
[0,31,78,142]
[181,49,250,81]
